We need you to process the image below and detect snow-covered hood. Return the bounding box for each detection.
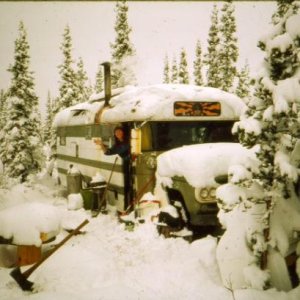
[156,143,257,189]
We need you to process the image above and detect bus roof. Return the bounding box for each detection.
[53,84,245,127]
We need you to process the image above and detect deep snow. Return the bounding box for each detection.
[0,173,300,300]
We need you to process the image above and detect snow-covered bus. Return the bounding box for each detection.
[53,64,245,227]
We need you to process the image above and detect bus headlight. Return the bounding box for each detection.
[209,187,216,198]
[200,188,209,199]
[195,187,217,203]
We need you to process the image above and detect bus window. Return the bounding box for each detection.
[149,121,236,151]
[141,123,153,151]
[207,123,236,142]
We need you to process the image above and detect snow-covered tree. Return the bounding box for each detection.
[171,56,178,84]
[0,89,8,130]
[76,57,92,103]
[193,40,204,86]
[43,91,55,144]
[163,54,170,84]
[217,2,300,291]
[110,0,136,88]
[0,22,43,181]
[57,25,78,112]
[236,61,251,100]
[205,4,222,88]
[0,89,8,169]
[272,0,296,24]
[94,62,104,93]
[178,48,189,84]
[218,1,239,92]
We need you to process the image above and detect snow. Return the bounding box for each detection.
[155,143,256,189]
[0,202,61,247]
[52,101,103,127]
[53,84,245,127]
[286,14,300,40]
[1,175,300,299]
[67,193,83,211]
[233,116,262,136]
[267,33,293,54]
[90,172,106,184]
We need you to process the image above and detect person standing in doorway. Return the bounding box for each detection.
[94,126,132,210]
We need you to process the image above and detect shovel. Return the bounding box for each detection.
[10,218,89,291]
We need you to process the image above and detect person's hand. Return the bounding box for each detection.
[94,138,106,152]
[93,138,102,146]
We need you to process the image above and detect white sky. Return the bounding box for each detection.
[0,1,276,117]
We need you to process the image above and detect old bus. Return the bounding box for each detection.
[53,65,245,227]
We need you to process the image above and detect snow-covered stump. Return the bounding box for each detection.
[0,202,61,266]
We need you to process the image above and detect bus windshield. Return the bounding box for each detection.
[143,121,237,151]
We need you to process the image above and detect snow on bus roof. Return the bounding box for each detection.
[53,84,245,127]
[53,101,104,127]
[102,84,245,123]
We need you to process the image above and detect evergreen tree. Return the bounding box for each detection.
[236,61,251,100]
[43,91,54,144]
[272,0,295,24]
[178,48,189,84]
[218,2,300,289]
[0,89,8,168]
[205,4,222,88]
[76,57,92,103]
[171,56,178,84]
[0,89,8,130]
[163,54,170,84]
[219,1,239,92]
[57,25,78,112]
[0,22,42,181]
[94,62,104,93]
[49,96,60,156]
[193,40,204,86]
[110,0,136,88]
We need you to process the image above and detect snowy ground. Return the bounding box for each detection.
[0,174,300,300]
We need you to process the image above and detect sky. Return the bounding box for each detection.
[0,1,277,117]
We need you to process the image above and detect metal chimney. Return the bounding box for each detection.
[101,62,111,107]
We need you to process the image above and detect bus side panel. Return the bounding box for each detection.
[56,132,126,211]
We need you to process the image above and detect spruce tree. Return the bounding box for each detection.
[272,0,296,24]
[178,48,189,84]
[76,57,92,103]
[94,62,104,93]
[219,1,239,92]
[218,1,300,289]
[0,89,8,130]
[0,22,42,181]
[0,90,8,167]
[57,25,78,112]
[205,4,222,88]
[163,54,170,84]
[193,40,204,86]
[110,0,136,88]
[43,91,54,144]
[171,57,178,84]
[236,62,251,100]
